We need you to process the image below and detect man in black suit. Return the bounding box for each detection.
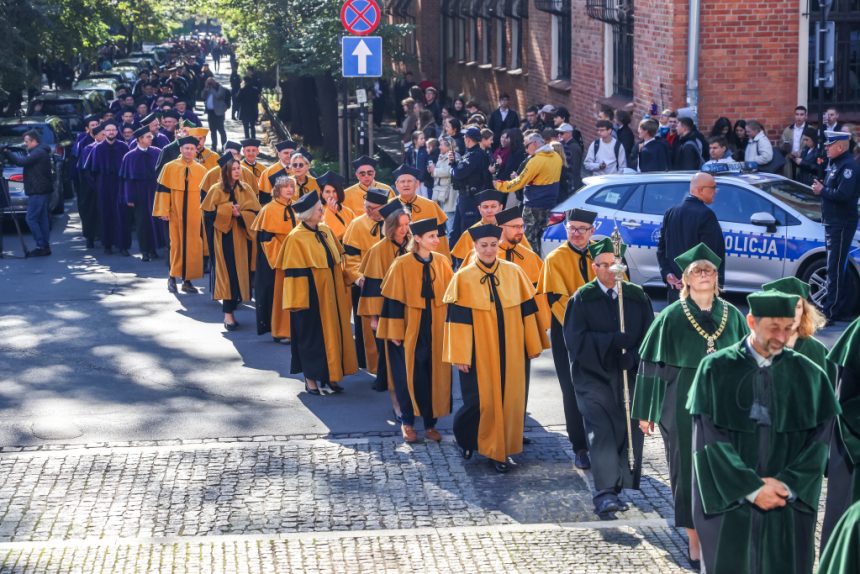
[636,119,670,173]
[488,93,520,150]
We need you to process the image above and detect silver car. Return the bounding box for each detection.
[543,171,860,310]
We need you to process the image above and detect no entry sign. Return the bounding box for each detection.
[340,0,381,36]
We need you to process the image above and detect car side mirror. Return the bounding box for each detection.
[750,211,777,233]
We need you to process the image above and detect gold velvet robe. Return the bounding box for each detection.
[537,241,595,325]
[281,223,358,383]
[452,220,532,260]
[377,252,454,418]
[196,148,219,171]
[199,165,260,264]
[154,158,208,280]
[201,181,261,301]
[258,162,291,201]
[250,198,296,338]
[323,204,356,241]
[342,214,385,373]
[392,195,451,259]
[343,181,395,215]
[443,259,549,462]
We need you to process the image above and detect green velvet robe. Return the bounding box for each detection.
[818,500,860,574]
[631,297,748,528]
[793,336,837,386]
[688,341,839,574]
[822,318,860,549]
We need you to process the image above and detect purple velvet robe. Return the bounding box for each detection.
[87,139,130,249]
[120,145,165,250]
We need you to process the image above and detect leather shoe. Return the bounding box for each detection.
[401,425,418,443]
[522,436,532,445]
[167,277,178,293]
[595,497,621,517]
[425,428,442,442]
[224,321,238,332]
[29,247,50,257]
[181,281,199,293]
[141,254,151,262]
[327,382,345,393]
[493,461,510,473]
[304,381,321,396]
[574,450,591,470]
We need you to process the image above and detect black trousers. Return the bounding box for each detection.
[550,318,588,453]
[243,121,256,140]
[388,341,437,429]
[132,200,154,255]
[223,299,238,313]
[77,179,99,241]
[823,222,856,320]
[207,112,227,150]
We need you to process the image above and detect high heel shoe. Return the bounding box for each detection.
[328,382,345,393]
[304,381,321,395]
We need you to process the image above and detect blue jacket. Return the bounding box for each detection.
[821,151,860,225]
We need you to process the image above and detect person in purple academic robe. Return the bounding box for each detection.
[120,126,164,261]
[128,112,170,151]
[86,121,131,255]
[76,121,105,249]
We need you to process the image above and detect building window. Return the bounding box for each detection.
[808,1,860,112]
[493,0,507,68]
[443,0,459,60]
[587,1,634,97]
[537,0,571,80]
[505,0,528,71]
[389,0,417,55]
[480,2,493,65]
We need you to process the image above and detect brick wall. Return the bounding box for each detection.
[398,1,803,146]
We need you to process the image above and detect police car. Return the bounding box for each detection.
[542,166,860,310]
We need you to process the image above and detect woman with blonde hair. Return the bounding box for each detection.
[763,277,835,382]
[632,243,748,569]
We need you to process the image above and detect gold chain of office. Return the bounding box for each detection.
[680,298,729,354]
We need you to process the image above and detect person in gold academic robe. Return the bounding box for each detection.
[250,176,296,341]
[344,155,395,215]
[200,141,260,197]
[317,171,355,241]
[359,202,412,415]
[443,224,548,473]
[280,191,358,394]
[390,164,451,259]
[378,218,454,444]
[201,155,261,330]
[186,127,219,171]
[240,138,268,193]
[154,136,208,294]
[451,189,531,262]
[342,189,390,374]
[289,149,320,199]
[536,208,598,468]
[258,139,297,204]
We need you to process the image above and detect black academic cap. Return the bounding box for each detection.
[275,139,297,152]
[351,155,377,171]
[291,190,320,214]
[223,140,241,152]
[84,114,100,124]
[378,200,405,219]
[364,189,389,206]
[177,135,198,147]
[293,147,313,162]
[101,119,119,128]
[132,126,151,139]
[316,171,345,190]
[473,189,506,206]
[495,206,523,226]
[392,164,423,181]
[162,109,180,120]
[240,138,261,148]
[91,124,105,135]
[140,113,158,125]
[217,153,234,168]
[566,208,598,224]
[468,223,502,241]
[409,218,438,236]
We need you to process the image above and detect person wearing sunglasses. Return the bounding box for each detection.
[344,155,395,215]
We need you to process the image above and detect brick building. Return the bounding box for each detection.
[385,0,860,142]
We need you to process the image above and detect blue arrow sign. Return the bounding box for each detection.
[342,36,382,78]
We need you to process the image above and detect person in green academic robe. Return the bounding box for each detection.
[821,316,860,550]
[632,242,748,566]
[818,500,860,574]
[688,291,839,574]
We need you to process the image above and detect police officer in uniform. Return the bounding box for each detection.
[449,126,490,248]
[812,131,860,323]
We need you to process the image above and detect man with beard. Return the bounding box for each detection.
[121,127,164,261]
[128,112,170,150]
[86,121,131,255]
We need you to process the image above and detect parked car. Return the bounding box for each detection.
[114,58,151,72]
[128,52,161,67]
[0,116,74,215]
[26,90,106,133]
[543,168,860,311]
[72,78,120,103]
[88,70,135,85]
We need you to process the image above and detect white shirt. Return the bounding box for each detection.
[584,137,626,175]
[791,123,805,154]
[499,108,509,122]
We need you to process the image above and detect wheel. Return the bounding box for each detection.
[799,256,860,315]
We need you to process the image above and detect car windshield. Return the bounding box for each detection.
[28,101,83,116]
[751,179,823,223]
[0,124,54,144]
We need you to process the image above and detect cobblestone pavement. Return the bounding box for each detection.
[0,429,696,573]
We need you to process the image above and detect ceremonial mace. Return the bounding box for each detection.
[610,226,636,474]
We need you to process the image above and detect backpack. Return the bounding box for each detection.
[594,138,623,166]
[753,139,787,174]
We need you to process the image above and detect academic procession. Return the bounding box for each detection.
[4,7,860,574]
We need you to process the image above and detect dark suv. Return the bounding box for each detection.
[27,90,107,133]
[0,116,74,215]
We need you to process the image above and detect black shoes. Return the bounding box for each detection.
[119,249,130,257]
[494,461,511,473]
[141,254,151,262]
[304,381,321,395]
[167,277,178,293]
[574,450,591,470]
[595,497,621,517]
[224,321,238,332]
[522,436,532,445]
[28,247,51,257]
[181,281,199,293]
[327,382,345,393]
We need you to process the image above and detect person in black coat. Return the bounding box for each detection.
[487,94,520,150]
[229,70,242,120]
[236,77,261,140]
[449,127,490,246]
[564,238,654,517]
[636,119,671,173]
[657,172,725,302]
[2,130,54,256]
[614,110,636,169]
[673,117,705,171]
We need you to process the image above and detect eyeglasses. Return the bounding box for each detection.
[567,226,593,234]
[291,163,306,168]
[689,267,716,277]
[502,224,525,230]
[357,170,375,176]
